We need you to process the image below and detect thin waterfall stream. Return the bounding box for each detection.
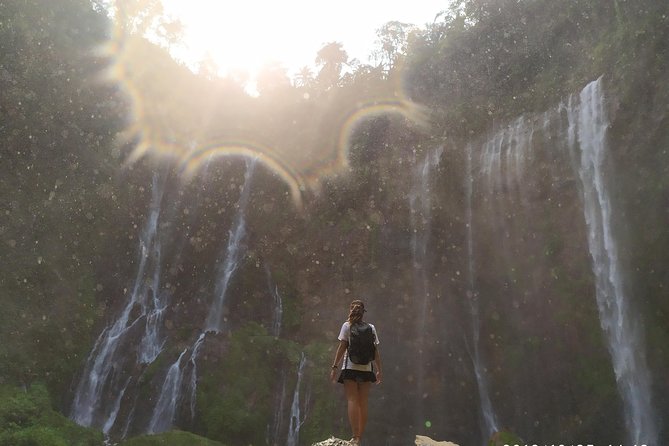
[286,352,307,446]
[265,264,284,338]
[465,143,500,443]
[408,146,442,419]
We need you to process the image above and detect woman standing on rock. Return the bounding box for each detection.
[330,300,382,445]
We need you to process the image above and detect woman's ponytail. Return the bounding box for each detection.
[347,300,365,325]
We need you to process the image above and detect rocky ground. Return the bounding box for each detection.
[311,435,459,446]
[311,438,356,446]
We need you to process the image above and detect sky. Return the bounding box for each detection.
[161,0,448,78]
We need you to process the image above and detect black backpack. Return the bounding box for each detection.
[348,322,376,364]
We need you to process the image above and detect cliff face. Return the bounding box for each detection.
[70,73,666,446]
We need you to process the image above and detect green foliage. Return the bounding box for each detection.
[0,384,103,446]
[196,323,283,444]
[405,0,664,139]
[489,430,523,445]
[193,323,340,445]
[0,0,126,401]
[118,430,224,446]
[279,293,302,337]
[0,385,47,430]
[299,342,342,444]
[3,426,69,446]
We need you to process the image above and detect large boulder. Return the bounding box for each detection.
[415,435,459,446]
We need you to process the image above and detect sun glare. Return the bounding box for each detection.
[162,0,325,78]
[103,0,434,206]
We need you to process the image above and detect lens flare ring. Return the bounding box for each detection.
[101,1,431,207]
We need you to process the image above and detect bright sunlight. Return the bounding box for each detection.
[101,0,441,206]
[162,0,316,77]
[161,0,446,78]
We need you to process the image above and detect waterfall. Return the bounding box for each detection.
[474,114,537,437]
[102,377,131,435]
[187,333,207,421]
[409,147,443,267]
[120,393,138,439]
[268,371,288,446]
[147,347,189,434]
[265,264,283,338]
[206,158,257,332]
[147,333,205,434]
[408,146,442,414]
[147,158,257,434]
[265,263,285,444]
[478,77,658,443]
[71,171,167,429]
[465,143,500,442]
[138,250,169,364]
[568,77,657,445]
[480,116,534,194]
[286,353,307,446]
[479,115,535,264]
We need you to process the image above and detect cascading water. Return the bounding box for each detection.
[475,109,550,440]
[479,115,535,263]
[480,116,534,190]
[71,171,168,429]
[567,77,657,445]
[264,263,285,444]
[205,158,257,332]
[265,264,283,338]
[286,353,307,446]
[187,333,206,421]
[103,377,131,435]
[268,371,288,446]
[147,347,189,434]
[147,333,206,434]
[465,143,500,443]
[408,146,442,416]
[138,254,169,364]
[147,158,257,433]
[476,76,657,444]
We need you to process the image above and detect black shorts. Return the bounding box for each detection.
[337,368,377,384]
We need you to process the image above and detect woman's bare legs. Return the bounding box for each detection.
[357,381,372,439]
[344,380,372,443]
[344,380,360,440]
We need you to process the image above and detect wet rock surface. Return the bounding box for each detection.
[311,437,355,446]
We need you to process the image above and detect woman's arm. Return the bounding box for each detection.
[329,340,348,383]
[373,346,383,384]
